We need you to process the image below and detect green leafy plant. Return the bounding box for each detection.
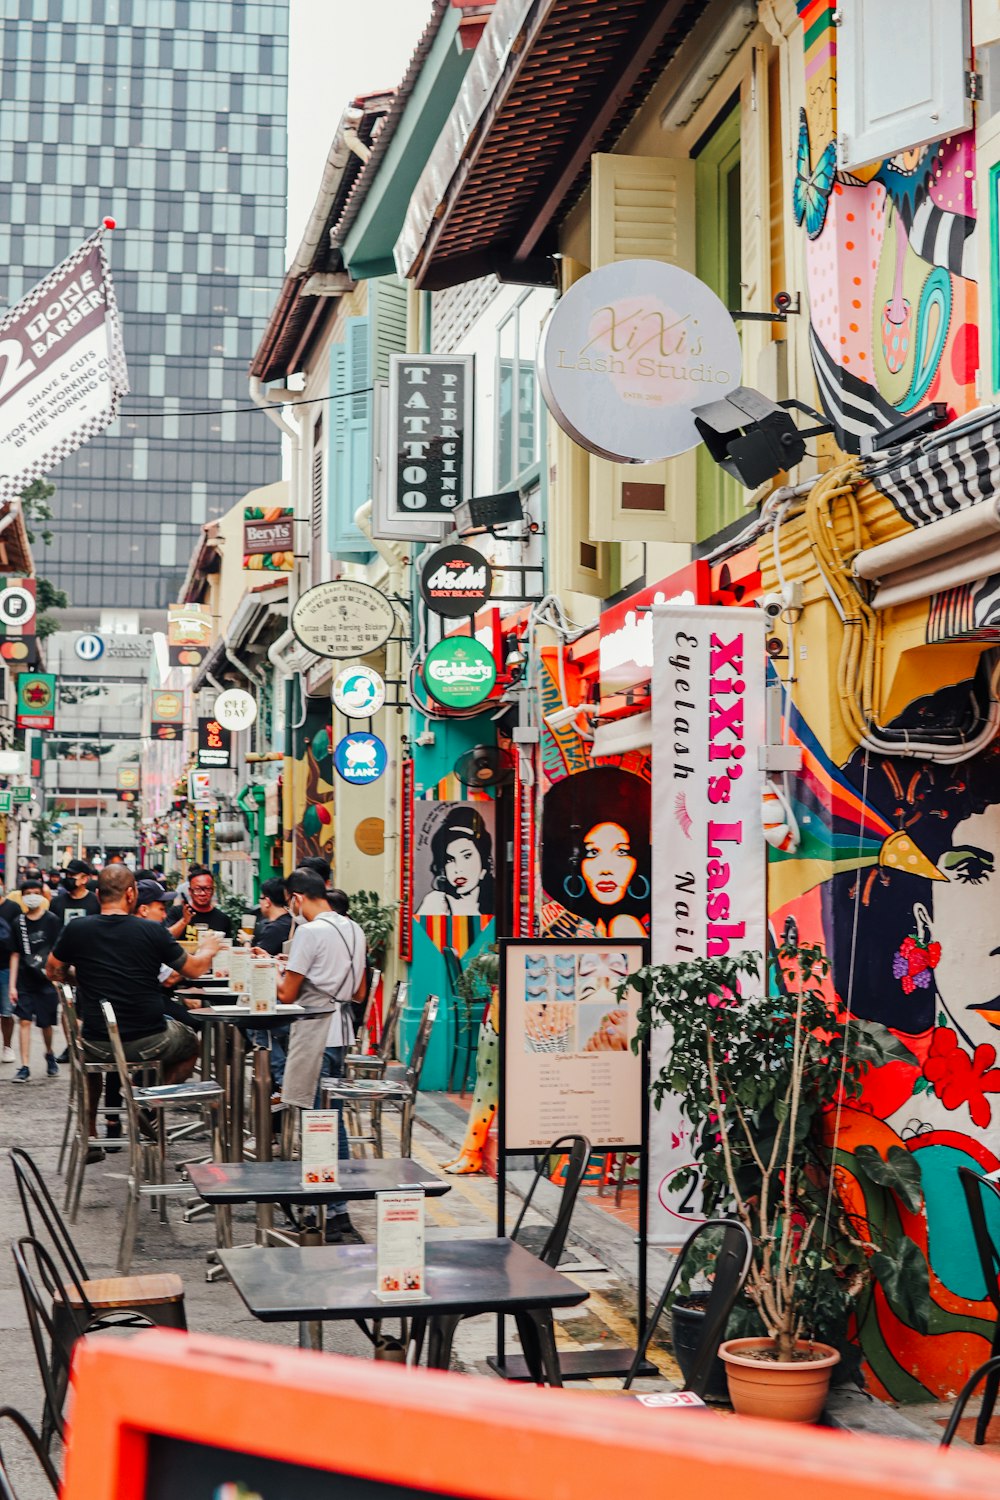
[454,945,499,1010]
[348,889,396,964]
[630,939,930,1365]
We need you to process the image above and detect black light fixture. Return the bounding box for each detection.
[692,386,833,489]
[453,490,524,538]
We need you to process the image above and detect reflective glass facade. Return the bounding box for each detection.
[0,0,288,609]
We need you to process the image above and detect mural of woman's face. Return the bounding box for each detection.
[444,836,485,897]
[934,808,1000,1047]
[581,822,636,907]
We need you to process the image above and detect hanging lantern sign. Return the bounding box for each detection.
[332,665,385,718]
[420,543,492,618]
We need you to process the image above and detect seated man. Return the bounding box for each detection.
[165,865,235,942]
[47,866,222,1149]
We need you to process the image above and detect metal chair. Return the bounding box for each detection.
[0,1407,59,1497]
[10,1147,186,1332]
[323,992,438,1157]
[345,980,406,1080]
[940,1354,1000,1447]
[622,1217,753,1393]
[956,1167,1000,1443]
[100,1001,230,1273]
[511,1135,593,1269]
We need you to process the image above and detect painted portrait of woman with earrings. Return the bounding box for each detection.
[540,766,651,939]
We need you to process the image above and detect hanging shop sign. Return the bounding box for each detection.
[168,603,212,668]
[333,732,388,785]
[0,229,129,503]
[538,259,742,464]
[0,577,36,636]
[422,636,497,710]
[213,688,258,733]
[188,769,213,806]
[150,689,184,741]
[599,560,709,703]
[647,603,766,1245]
[74,632,103,661]
[500,938,647,1151]
[16,671,56,729]
[0,637,39,666]
[197,715,231,770]
[385,354,474,528]
[420,542,492,618]
[243,505,294,571]
[332,665,385,719]
[291,580,396,660]
[116,766,139,790]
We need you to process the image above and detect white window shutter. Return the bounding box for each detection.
[837,0,971,172]
[589,154,697,543]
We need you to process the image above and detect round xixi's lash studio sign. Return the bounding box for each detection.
[538,259,742,464]
[291,581,396,660]
[422,636,497,710]
[420,543,492,618]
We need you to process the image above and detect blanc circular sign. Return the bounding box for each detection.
[420,543,493,618]
[213,688,258,732]
[74,632,104,661]
[423,636,497,710]
[333,732,388,785]
[538,259,742,463]
[291,581,396,660]
[332,665,385,718]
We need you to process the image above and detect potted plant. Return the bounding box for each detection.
[348,889,397,969]
[631,939,928,1422]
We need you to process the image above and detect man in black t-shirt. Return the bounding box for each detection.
[253,877,293,956]
[9,877,62,1081]
[0,886,19,1065]
[49,859,100,926]
[165,865,234,943]
[47,865,223,1140]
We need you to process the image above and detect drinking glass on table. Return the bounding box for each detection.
[239,910,256,946]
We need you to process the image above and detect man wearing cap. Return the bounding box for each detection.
[9,876,62,1082]
[49,860,99,925]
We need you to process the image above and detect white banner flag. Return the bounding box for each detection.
[648,605,766,1244]
[0,230,129,501]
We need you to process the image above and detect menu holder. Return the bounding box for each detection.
[248,957,277,1012]
[374,1190,428,1302]
[300,1110,340,1189]
[229,947,250,998]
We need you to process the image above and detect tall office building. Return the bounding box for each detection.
[0,0,288,613]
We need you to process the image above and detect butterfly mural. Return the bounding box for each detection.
[792,107,836,241]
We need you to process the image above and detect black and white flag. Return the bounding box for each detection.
[0,228,129,501]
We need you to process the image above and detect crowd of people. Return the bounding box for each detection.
[2,854,369,1245]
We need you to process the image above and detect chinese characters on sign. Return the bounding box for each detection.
[290,580,396,660]
[387,355,473,522]
[197,716,231,769]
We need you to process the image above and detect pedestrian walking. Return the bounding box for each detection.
[9,877,62,1082]
[278,868,366,1243]
[0,884,19,1065]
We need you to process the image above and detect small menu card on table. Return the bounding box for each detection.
[300,1110,339,1188]
[374,1190,427,1301]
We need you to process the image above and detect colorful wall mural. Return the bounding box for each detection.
[796,0,978,449]
[286,696,333,871]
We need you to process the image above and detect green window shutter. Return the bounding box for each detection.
[370,276,407,380]
[329,317,374,557]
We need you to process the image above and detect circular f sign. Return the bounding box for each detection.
[420,543,492,618]
[538,259,742,463]
[0,587,36,630]
[213,688,257,732]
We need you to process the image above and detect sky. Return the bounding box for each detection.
[286,0,433,259]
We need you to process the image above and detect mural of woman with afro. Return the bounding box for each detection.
[541,766,651,938]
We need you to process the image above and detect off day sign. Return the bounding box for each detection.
[0,230,129,501]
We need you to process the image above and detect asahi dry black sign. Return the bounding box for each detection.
[420,543,492,618]
[386,355,473,527]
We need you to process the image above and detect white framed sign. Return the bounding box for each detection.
[384,355,474,529]
[213,687,258,732]
[332,665,385,718]
[538,259,742,463]
[291,580,396,660]
[372,381,448,543]
[647,604,766,1244]
[500,937,647,1152]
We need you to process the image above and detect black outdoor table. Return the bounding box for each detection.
[188,1158,451,1206]
[220,1236,587,1383]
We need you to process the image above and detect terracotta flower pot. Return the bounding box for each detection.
[718,1337,840,1423]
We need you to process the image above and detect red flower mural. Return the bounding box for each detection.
[923,1027,1000,1128]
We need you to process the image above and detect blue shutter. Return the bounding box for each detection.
[330,316,374,557]
[327,342,348,558]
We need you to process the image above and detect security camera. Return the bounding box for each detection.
[773,290,793,313]
[760,593,784,620]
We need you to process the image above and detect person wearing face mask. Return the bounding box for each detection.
[9,878,63,1082]
[49,859,100,925]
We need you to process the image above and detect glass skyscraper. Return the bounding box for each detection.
[0,0,288,611]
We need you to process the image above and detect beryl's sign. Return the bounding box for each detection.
[599,560,708,703]
[386,355,473,523]
[420,543,492,618]
[243,506,294,571]
[647,604,766,1245]
[538,259,741,464]
[0,229,129,501]
[422,636,497,710]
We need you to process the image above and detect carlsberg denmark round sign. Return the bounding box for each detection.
[538,260,742,464]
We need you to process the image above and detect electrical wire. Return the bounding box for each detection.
[114,385,375,421]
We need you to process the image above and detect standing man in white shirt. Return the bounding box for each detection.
[277,868,366,1243]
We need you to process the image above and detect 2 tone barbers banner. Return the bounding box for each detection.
[0,228,129,501]
[648,605,766,1244]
